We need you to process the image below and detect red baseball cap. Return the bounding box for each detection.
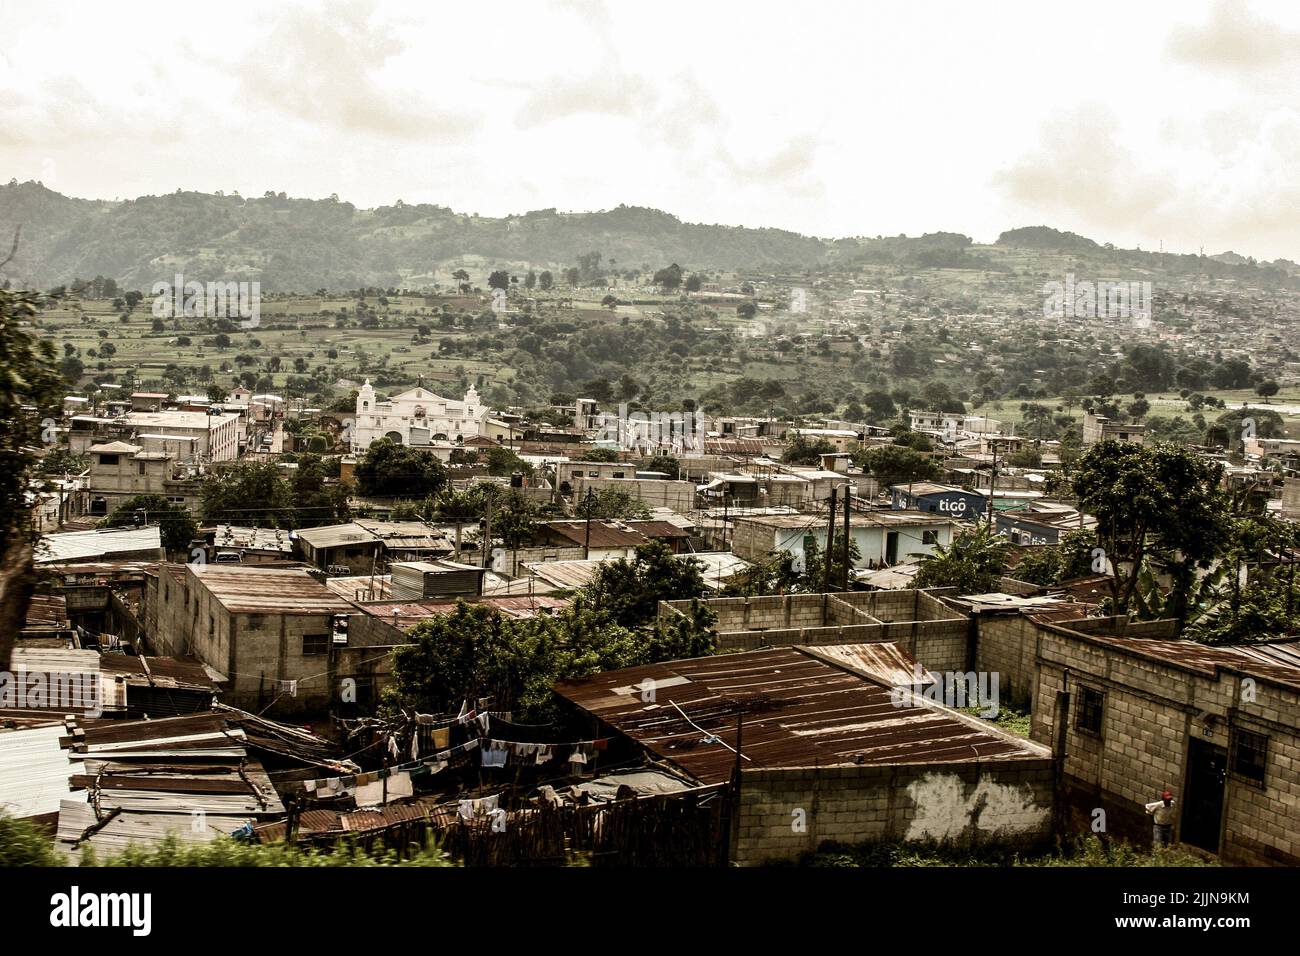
[1161,790,1173,800]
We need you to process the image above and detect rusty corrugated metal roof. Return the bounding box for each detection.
[554,647,1047,785]
[358,596,571,628]
[1058,630,1300,692]
[190,565,355,614]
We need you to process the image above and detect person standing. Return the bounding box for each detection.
[1145,790,1177,847]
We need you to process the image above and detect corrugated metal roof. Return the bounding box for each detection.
[555,647,1048,785]
[798,642,935,689]
[190,565,355,614]
[25,594,69,627]
[541,521,648,549]
[524,559,604,590]
[0,724,71,819]
[1062,632,1300,692]
[36,527,163,564]
[358,595,571,628]
[293,522,380,549]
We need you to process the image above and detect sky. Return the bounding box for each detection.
[2,0,1298,261]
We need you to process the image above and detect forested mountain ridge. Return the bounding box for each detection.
[2,181,1296,292]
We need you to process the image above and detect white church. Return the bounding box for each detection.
[351,380,491,450]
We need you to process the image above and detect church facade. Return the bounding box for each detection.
[351,381,490,450]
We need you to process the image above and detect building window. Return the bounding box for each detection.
[923,530,939,545]
[1231,729,1268,784]
[138,461,147,475]
[302,633,329,656]
[98,454,119,466]
[1076,687,1104,736]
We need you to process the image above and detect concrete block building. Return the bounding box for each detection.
[146,564,355,715]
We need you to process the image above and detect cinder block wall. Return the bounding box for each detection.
[1032,623,1300,866]
[659,593,970,670]
[733,759,1055,865]
[975,613,1043,711]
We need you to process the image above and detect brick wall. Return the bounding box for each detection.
[733,759,1054,865]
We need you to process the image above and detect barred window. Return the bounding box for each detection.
[1076,687,1104,736]
[302,633,329,656]
[1232,729,1267,784]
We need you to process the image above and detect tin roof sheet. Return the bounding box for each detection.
[554,646,1048,785]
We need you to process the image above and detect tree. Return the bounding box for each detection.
[200,462,295,527]
[913,525,1011,594]
[782,433,838,465]
[0,287,64,672]
[722,550,802,597]
[434,486,484,556]
[355,439,448,498]
[798,534,862,593]
[579,487,651,521]
[538,270,554,291]
[1255,380,1280,402]
[488,489,538,569]
[483,446,532,477]
[585,541,706,629]
[385,600,642,720]
[1073,441,1229,614]
[291,453,351,527]
[487,270,510,291]
[652,263,683,292]
[855,444,940,488]
[684,273,703,292]
[106,495,197,555]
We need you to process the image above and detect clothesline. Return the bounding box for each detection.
[300,733,616,794]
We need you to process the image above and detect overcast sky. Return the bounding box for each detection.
[2,0,1297,261]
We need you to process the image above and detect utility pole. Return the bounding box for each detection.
[987,438,1000,530]
[824,486,838,593]
[582,488,595,560]
[722,493,729,551]
[842,484,852,591]
[481,493,493,569]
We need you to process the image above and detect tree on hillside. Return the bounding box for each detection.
[652,263,683,292]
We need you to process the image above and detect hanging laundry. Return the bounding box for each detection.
[481,741,508,768]
[457,793,499,822]
[354,779,386,806]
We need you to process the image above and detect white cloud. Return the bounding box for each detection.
[0,0,1296,260]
